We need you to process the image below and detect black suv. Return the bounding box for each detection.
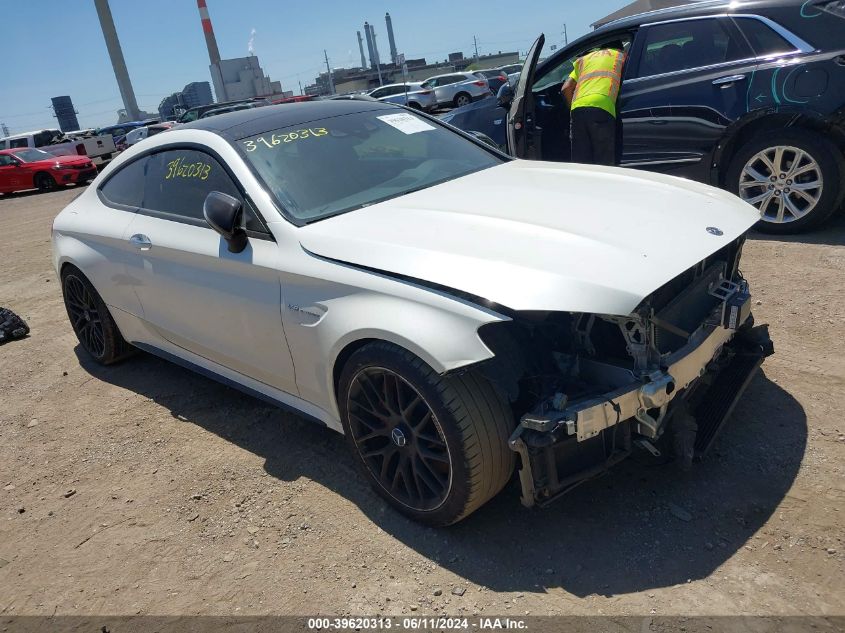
[496,0,845,233]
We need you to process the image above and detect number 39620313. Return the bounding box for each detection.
[242,128,328,152]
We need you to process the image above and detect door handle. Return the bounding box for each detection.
[712,74,746,86]
[648,119,668,125]
[129,234,152,251]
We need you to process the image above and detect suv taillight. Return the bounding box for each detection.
[472,80,486,87]
[76,143,86,155]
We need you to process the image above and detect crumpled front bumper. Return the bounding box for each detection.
[508,309,774,507]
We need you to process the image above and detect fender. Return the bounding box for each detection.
[274,251,510,421]
[709,105,833,185]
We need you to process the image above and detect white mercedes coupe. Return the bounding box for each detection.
[53,101,773,525]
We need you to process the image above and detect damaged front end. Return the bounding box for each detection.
[477,237,774,507]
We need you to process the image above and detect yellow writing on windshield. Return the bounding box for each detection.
[242,128,329,152]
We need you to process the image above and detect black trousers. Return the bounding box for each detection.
[570,106,617,166]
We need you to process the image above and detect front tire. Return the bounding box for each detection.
[338,341,515,526]
[726,130,845,234]
[34,173,56,192]
[61,266,133,365]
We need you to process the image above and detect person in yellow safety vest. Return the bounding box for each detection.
[561,41,626,166]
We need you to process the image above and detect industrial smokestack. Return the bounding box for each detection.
[364,22,376,70]
[356,31,367,70]
[385,13,398,65]
[93,0,141,121]
[370,23,382,69]
[197,0,227,101]
[196,0,221,64]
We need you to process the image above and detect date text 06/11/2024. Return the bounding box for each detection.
[306,617,528,630]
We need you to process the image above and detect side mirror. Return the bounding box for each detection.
[468,131,499,149]
[496,83,515,108]
[203,191,248,253]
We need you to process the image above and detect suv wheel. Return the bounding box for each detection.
[453,92,471,108]
[727,130,845,234]
[338,341,515,526]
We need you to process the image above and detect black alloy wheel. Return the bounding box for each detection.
[338,341,516,525]
[63,273,106,359]
[346,367,452,512]
[60,266,133,365]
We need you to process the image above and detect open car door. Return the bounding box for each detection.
[507,34,544,159]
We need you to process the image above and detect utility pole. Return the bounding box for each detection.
[324,49,335,95]
[473,35,480,62]
[563,24,568,46]
[298,79,303,96]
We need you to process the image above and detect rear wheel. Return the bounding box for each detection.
[726,130,845,234]
[453,92,471,108]
[34,173,56,192]
[338,341,515,526]
[61,266,133,365]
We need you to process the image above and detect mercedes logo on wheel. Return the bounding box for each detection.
[391,428,407,447]
[706,226,724,236]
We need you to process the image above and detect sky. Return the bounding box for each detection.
[1,0,630,134]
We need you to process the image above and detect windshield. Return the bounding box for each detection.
[239,109,502,223]
[12,148,55,162]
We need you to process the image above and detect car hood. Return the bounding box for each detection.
[54,155,91,165]
[297,161,760,315]
[25,154,90,167]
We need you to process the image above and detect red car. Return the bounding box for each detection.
[0,148,98,194]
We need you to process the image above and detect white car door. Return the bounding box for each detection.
[120,147,297,394]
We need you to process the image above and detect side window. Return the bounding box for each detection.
[34,131,56,147]
[9,138,29,149]
[140,148,266,233]
[734,17,796,56]
[0,155,15,166]
[99,156,148,209]
[142,149,240,221]
[532,36,633,92]
[635,18,750,78]
[370,87,386,99]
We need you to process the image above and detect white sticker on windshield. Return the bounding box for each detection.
[377,113,435,134]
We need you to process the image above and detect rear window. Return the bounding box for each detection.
[100,156,147,208]
[734,17,796,56]
[636,17,750,77]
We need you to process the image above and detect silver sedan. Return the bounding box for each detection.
[419,72,491,108]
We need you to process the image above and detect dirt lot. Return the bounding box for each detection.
[0,186,843,617]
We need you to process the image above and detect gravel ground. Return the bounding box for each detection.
[0,186,843,617]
